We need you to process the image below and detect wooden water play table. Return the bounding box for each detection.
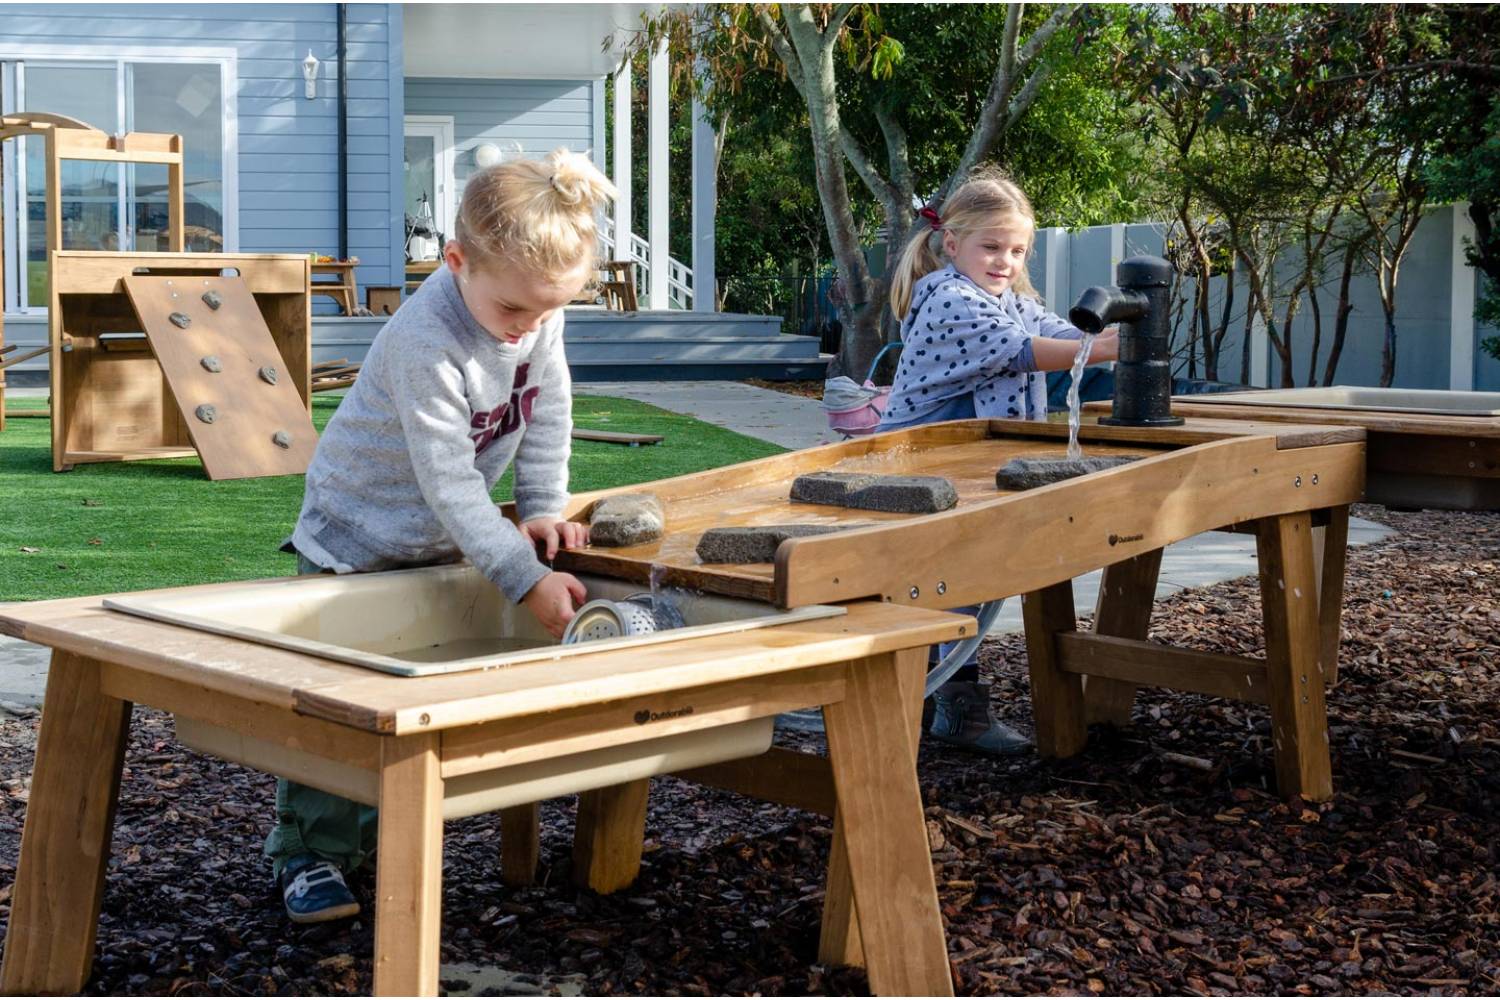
[1099,387,1500,511]
[0,589,968,996]
[0,415,1366,996]
[551,415,1366,805]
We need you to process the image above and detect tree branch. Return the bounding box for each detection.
[827,3,857,39]
[755,7,805,98]
[840,126,901,208]
[951,4,1076,188]
[1004,63,1053,130]
[874,103,913,208]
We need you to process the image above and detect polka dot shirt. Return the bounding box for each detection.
[878,266,1086,428]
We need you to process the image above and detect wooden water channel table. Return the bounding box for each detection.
[1156,388,1500,511]
[0,416,1365,996]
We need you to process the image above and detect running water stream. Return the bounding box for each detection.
[1066,333,1097,461]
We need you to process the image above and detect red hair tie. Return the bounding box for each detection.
[918,206,943,231]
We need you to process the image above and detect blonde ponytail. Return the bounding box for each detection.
[888,164,1041,320]
[889,223,947,319]
[455,147,618,278]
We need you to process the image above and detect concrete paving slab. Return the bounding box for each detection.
[580,381,841,451]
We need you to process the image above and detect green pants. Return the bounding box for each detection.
[262,553,379,878]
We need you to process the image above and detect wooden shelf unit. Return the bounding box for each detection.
[49,251,313,475]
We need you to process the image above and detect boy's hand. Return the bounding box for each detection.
[521,518,590,561]
[522,571,588,638]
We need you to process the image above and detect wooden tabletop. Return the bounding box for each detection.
[549,417,1366,607]
[1090,398,1500,438]
[0,593,968,736]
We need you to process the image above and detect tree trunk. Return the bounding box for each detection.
[782,8,881,380]
[1213,268,1236,384]
[1380,309,1397,387]
[1321,246,1359,387]
[1305,284,1323,387]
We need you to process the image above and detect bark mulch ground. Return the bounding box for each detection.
[0,504,1495,996]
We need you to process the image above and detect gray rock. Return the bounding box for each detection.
[994,455,1140,491]
[695,523,872,564]
[259,365,279,385]
[202,290,223,310]
[271,430,293,449]
[169,311,192,329]
[194,404,217,424]
[200,355,222,373]
[790,472,958,513]
[589,493,665,547]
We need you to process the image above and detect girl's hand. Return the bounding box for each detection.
[522,571,588,638]
[521,518,591,561]
[1088,330,1119,363]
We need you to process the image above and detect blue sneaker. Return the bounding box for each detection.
[280,854,360,924]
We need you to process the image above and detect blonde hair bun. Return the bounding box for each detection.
[456,147,618,277]
[546,148,613,209]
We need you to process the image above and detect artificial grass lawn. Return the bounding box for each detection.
[0,394,785,601]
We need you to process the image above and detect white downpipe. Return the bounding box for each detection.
[611,58,632,268]
[647,39,669,309]
[1451,202,1477,391]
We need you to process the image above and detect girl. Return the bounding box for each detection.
[878,166,1117,755]
[267,149,615,923]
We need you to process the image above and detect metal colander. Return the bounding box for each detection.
[562,593,684,645]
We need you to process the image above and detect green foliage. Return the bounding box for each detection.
[0,395,783,601]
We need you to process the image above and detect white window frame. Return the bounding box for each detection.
[0,43,238,315]
[403,115,456,246]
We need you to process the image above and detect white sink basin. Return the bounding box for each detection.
[1181,386,1500,417]
[104,563,845,677]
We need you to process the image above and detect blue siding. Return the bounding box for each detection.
[0,3,404,300]
[403,77,597,197]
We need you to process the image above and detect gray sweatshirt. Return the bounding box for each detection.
[877,265,1084,427]
[291,265,570,603]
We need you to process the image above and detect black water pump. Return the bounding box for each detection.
[1068,255,1182,427]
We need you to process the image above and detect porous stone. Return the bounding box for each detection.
[994,455,1140,491]
[194,404,217,424]
[258,365,279,385]
[790,472,958,514]
[201,290,223,310]
[589,493,665,547]
[200,355,222,373]
[169,311,192,329]
[695,523,869,564]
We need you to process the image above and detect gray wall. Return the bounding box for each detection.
[0,3,406,293]
[403,77,599,197]
[1038,205,1492,390]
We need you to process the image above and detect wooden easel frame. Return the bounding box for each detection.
[0,113,184,433]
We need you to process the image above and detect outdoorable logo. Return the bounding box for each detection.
[633,705,695,725]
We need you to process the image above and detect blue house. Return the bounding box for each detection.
[0,3,824,381]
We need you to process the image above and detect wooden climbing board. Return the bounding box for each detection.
[122,275,317,480]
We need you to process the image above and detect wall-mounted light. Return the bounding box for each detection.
[473,143,502,169]
[302,50,320,100]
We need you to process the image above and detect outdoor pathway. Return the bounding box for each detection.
[0,381,1392,712]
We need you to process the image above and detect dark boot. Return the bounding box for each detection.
[924,681,1032,756]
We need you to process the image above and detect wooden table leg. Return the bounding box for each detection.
[823,650,952,996]
[374,733,443,997]
[0,652,131,995]
[500,803,540,886]
[1084,549,1165,728]
[572,778,650,894]
[818,646,925,969]
[1256,512,1334,802]
[1312,506,1350,686]
[1023,580,1087,758]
